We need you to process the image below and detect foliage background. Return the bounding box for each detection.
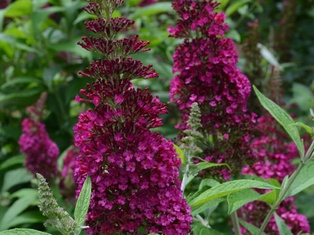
[0,0,313,233]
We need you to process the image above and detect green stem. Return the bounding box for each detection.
[231,211,242,235]
[257,162,305,235]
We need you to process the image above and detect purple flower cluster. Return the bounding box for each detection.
[240,114,310,234]
[74,1,192,234]
[18,94,59,181]
[169,0,255,179]
[242,115,298,181]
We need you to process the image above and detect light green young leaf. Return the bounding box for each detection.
[258,190,279,205]
[293,122,313,136]
[285,162,314,198]
[253,86,304,157]
[74,176,92,232]
[174,144,185,164]
[0,228,52,235]
[227,189,260,214]
[189,180,279,211]
[274,213,293,235]
[4,0,32,17]
[239,220,267,235]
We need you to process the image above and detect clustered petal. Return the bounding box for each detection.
[169,0,255,179]
[18,94,59,181]
[74,1,192,234]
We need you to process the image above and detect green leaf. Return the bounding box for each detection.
[274,213,293,235]
[285,162,314,198]
[258,190,279,205]
[225,0,251,16]
[4,0,32,17]
[10,188,38,200]
[5,211,45,228]
[129,2,173,19]
[227,189,260,214]
[189,179,279,211]
[191,162,230,174]
[74,176,92,232]
[253,86,304,158]
[0,192,38,230]
[289,83,314,112]
[1,77,43,89]
[192,221,225,235]
[0,154,24,170]
[48,37,92,59]
[0,229,52,235]
[293,122,313,136]
[174,144,185,164]
[191,197,225,216]
[0,88,43,109]
[239,220,267,235]
[185,162,227,188]
[1,168,33,193]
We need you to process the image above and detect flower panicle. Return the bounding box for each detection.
[18,93,60,181]
[169,0,256,179]
[73,0,192,234]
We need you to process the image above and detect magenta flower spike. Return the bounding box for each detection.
[18,93,60,181]
[74,1,192,234]
[169,0,255,179]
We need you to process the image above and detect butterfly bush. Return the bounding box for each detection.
[240,114,310,234]
[18,93,59,181]
[73,0,192,234]
[169,0,255,179]
[240,115,310,234]
[240,70,310,234]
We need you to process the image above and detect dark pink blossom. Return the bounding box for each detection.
[18,94,59,181]
[74,1,192,234]
[169,0,255,178]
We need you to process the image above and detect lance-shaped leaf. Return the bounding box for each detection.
[189,179,279,211]
[74,176,92,234]
[253,85,304,158]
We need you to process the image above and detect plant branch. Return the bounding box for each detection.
[257,162,305,235]
[231,211,242,235]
